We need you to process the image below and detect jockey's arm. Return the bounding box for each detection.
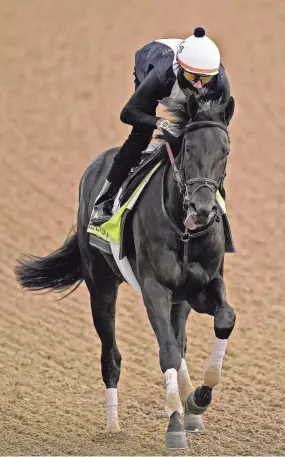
[120,69,170,128]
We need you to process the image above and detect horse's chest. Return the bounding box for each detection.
[186,261,211,287]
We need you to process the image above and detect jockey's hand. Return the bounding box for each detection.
[156,119,180,137]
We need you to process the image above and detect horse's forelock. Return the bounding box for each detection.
[195,98,225,120]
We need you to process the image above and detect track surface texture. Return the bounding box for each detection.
[0,1,285,455]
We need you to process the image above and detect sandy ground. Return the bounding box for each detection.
[0,0,285,455]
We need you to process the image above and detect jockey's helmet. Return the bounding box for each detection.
[177,27,220,77]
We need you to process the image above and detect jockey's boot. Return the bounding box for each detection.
[89,180,119,226]
[89,130,151,227]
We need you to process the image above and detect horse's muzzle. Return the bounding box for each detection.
[184,205,217,230]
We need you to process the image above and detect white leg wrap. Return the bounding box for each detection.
[177,358,194,403]
[164,368,183,418]
[106,388,120,432]
[203,337,228,388]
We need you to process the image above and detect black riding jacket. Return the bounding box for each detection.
[120,40,231,128]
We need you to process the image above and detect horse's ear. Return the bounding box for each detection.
[224,96,235,125]
[187,94,199,120]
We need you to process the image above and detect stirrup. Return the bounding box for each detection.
[89,200,113,226]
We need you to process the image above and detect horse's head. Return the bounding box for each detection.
[168,95,235,230]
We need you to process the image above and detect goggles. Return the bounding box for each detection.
[183,70,213,85]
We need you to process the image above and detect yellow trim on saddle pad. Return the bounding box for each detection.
[87,162,162,244]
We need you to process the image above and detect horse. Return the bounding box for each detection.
[15,94,236,450]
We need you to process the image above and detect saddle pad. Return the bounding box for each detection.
[88,161,162,243]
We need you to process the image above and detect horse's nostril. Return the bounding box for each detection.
[189,202,197,212]
[212,205,217,212]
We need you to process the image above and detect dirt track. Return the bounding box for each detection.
[0,0,285,455]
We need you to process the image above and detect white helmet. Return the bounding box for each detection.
[177,27,220,76]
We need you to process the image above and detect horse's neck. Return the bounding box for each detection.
[165,165,184,228]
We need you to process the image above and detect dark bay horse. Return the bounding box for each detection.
[16,95,236,449]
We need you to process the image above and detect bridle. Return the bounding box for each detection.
[163,119,229,285]
[166,120,229,212]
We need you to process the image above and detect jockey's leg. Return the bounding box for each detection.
[89,126,153,226]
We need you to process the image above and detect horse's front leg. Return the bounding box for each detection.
[186,275,236,416]
[140,276,188,449]
[171,301,205,433]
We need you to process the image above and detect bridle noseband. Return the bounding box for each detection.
[184,176,219,211]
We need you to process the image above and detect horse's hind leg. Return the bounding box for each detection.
[171,301,205,433]
[84,255,121,433]
[185,276,236,417]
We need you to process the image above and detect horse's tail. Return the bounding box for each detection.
[15,231,83,295]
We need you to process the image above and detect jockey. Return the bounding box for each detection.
[90,27,231,226]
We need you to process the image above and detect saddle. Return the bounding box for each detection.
[116,144,165,208]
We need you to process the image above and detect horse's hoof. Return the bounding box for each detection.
[184,413,205,433]
[185,388,211,415]
[105,422,120,433]
[165,411,188,449]
[165,431,188,449]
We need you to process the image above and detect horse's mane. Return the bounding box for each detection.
[157,97,224,150]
